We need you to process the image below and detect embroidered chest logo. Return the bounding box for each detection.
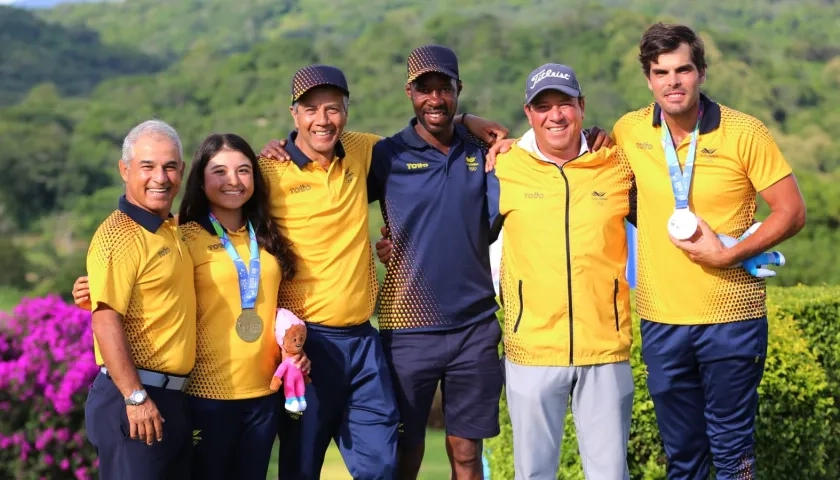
[591,191,607,205]
[466,156,479,172]
[406,162,429,170]
[208,243,224,252]
[636,142,653,150]
[157,247,171,258]
[700,148,718,161]
[289,184,312,194]
[524,192,544,199]
[344,169,355,184]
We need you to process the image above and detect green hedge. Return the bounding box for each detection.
[486,286,840,479]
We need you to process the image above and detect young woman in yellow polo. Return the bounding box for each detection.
[73,132,303,480]
[176,133,299,480]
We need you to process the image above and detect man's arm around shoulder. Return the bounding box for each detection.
[486,167,504,244]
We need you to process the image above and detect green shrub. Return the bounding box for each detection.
[767,285,840,388]
[487,287,840,479]
[766,284,840,474]
[0,238,30,291]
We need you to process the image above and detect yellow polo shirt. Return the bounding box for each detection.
[612,94,793,325]
[259,131,381,327]
[86,196,196,376]
[180,220,282,400]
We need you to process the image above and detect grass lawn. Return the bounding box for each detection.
[266,429,450,479]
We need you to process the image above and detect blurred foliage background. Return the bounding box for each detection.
[1,0,839,310]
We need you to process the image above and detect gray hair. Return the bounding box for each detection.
[120,119,183,165]
[292,95,350,113]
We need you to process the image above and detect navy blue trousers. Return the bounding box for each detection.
[85,372,192,480]
[188,393,279,480]
[641,317,768,480]
[277,321,399,480]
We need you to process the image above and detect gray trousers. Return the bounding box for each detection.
[505,358,634,480]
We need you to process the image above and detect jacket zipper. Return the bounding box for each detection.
[513,280,524,333]
[555,162,575,365]
[613,278,619,331]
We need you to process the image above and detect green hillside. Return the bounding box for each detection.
[1,0,839,301]
[0,6,164,106]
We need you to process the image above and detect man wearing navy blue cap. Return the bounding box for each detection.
[368,44,505,480]
[370,49,616,480]
[263,64,401,480]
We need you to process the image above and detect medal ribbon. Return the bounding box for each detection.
[660,104,704,210]
[208,214,261,310]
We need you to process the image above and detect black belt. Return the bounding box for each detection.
[100,366,190,391]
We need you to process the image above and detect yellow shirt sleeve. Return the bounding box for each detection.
[610,112,634,148]
[86,219,142,315]
[739,120,793,192]
[341,131,383,173]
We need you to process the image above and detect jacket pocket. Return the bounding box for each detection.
[613,278,619,332]
[513,280,524,333]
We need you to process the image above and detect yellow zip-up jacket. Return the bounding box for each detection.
[487,131,636,367]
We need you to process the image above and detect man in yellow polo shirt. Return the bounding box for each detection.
[83,119,196,479]
[610,23,807,479]
[260,65,400,480]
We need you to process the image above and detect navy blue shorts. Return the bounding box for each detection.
[276,321,399,480]
[188,393,279,480]
[641,317,768,480]
[84,372,192,480]
[380,315,503,446]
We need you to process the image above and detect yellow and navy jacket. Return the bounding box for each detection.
[612,93,793,325]
[180,219,282,400]
[259,130,381,328]
[86,195,197,376]
[368,119,499,332]
[486,134,635,367]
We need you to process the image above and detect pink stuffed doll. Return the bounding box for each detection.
[269,308,311,413]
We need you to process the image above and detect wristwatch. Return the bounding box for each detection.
[124,389,148,406]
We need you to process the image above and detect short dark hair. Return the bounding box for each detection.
[638,23,707,77]
[179,133,296,281]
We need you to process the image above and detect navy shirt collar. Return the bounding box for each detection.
[285,130,346,169]
[399,117,466,150]
[196,215,216,236]
[118,195,172,233]
[652,92,721,135]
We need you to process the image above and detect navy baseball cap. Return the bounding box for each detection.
[291,64,349,103]
[524,63,583,104]
[406,45,460,83]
